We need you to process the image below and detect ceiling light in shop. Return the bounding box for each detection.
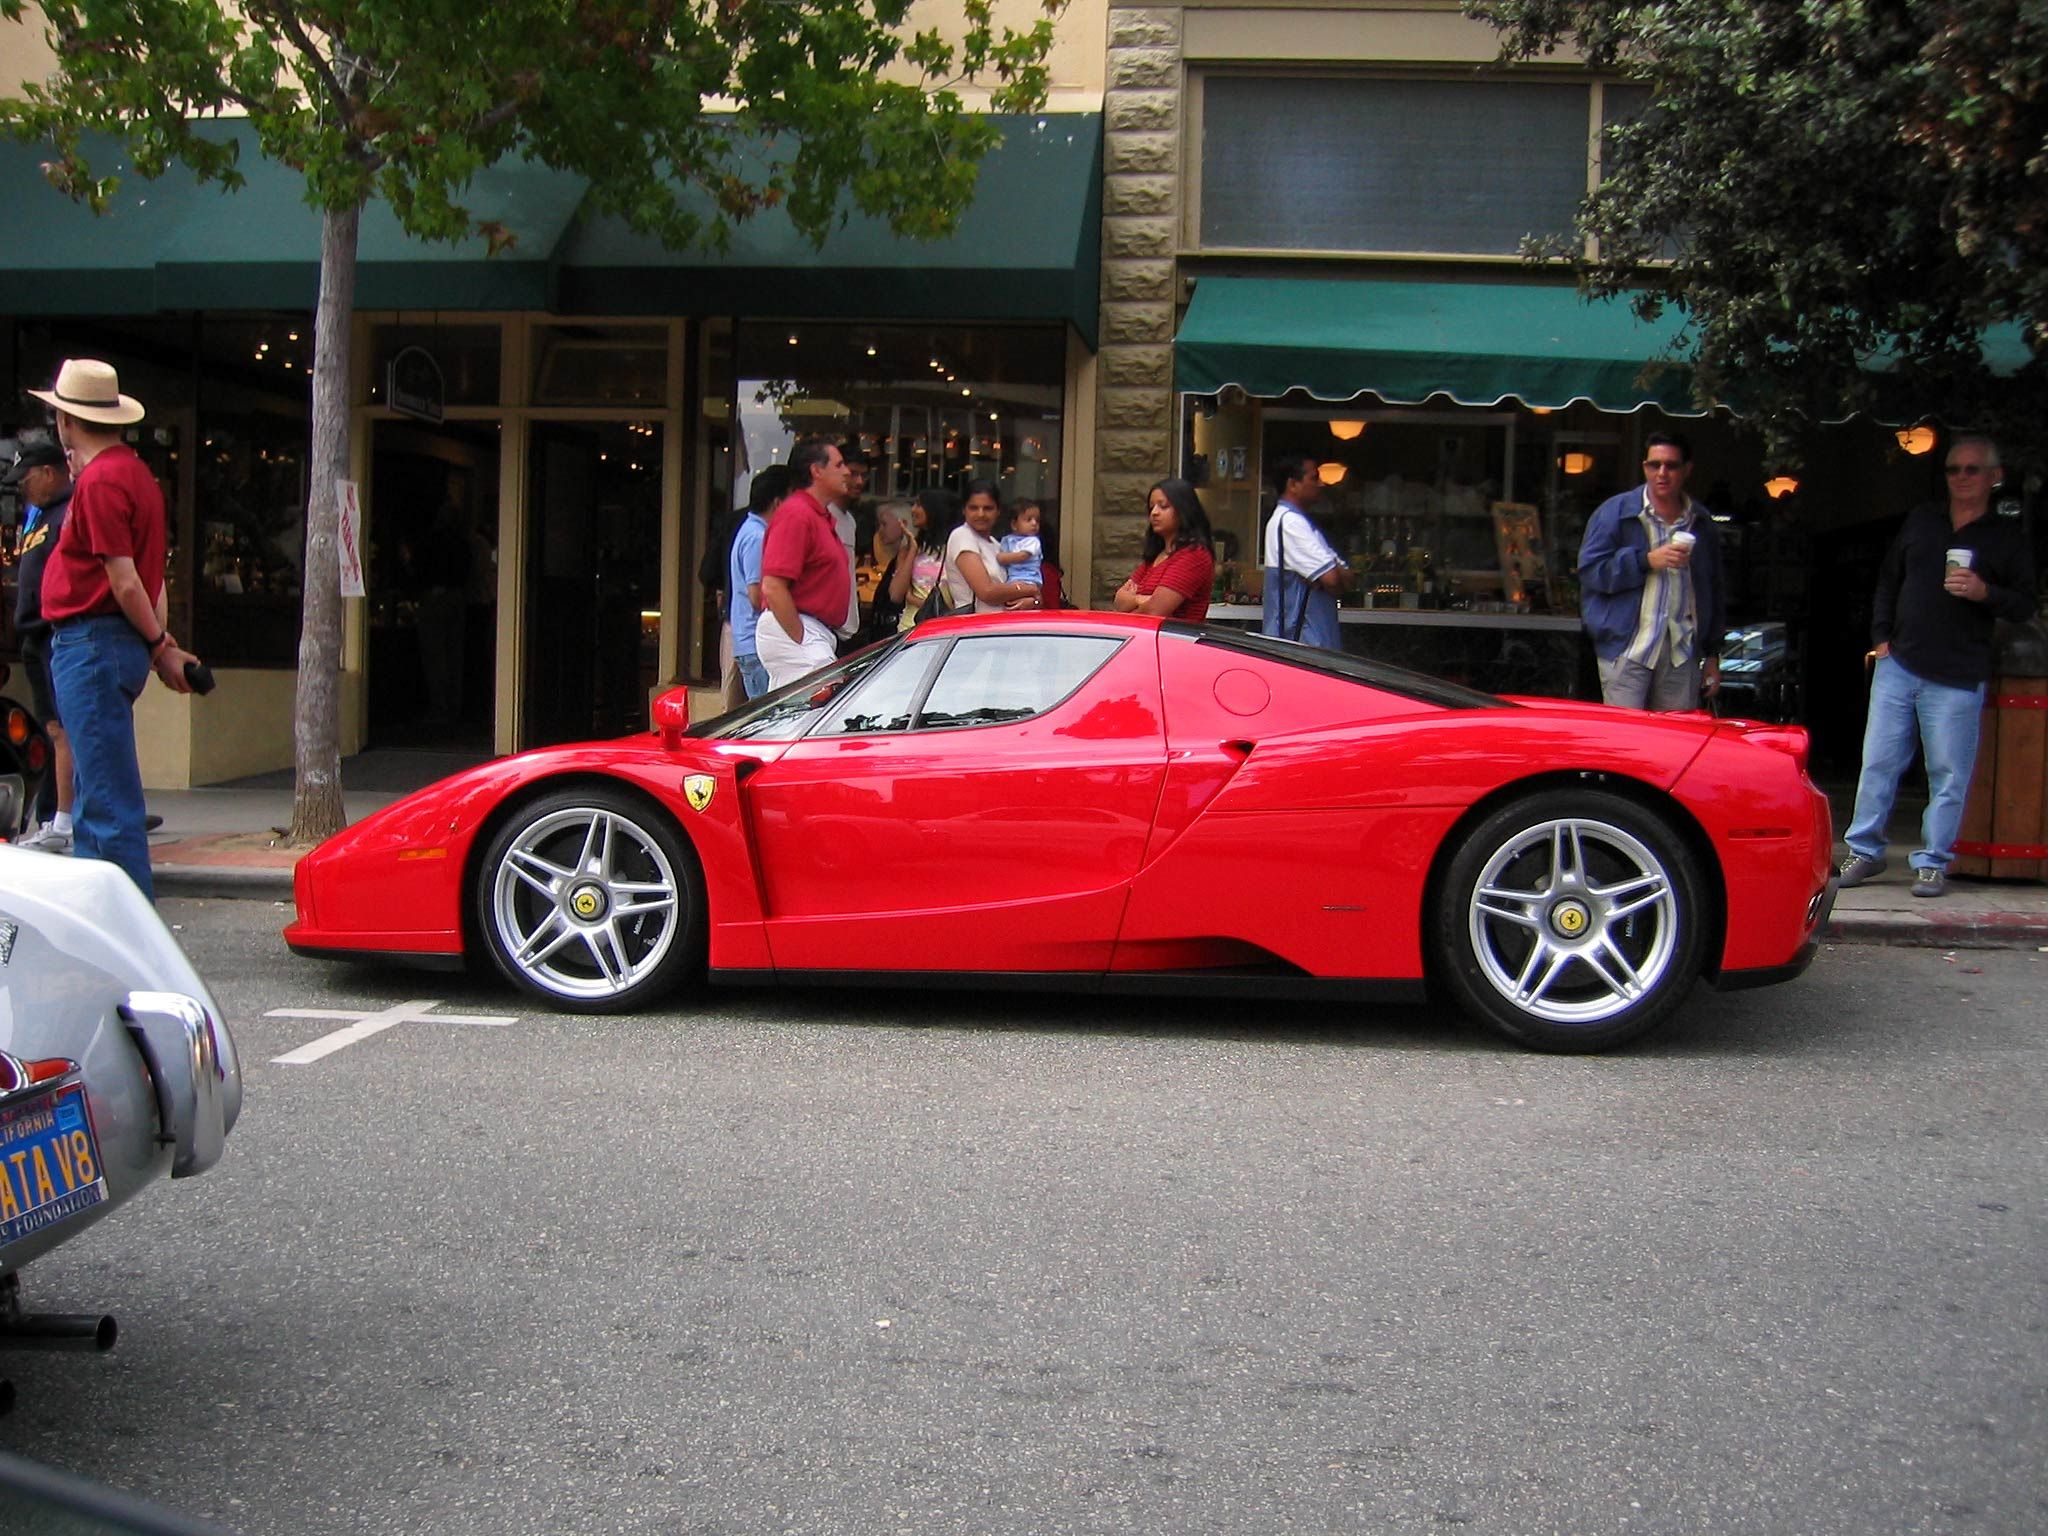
[1895,425,1936,455]
[787,334,798,346]
[866,346,878,357]
[960,388,970,397]
[1560,452,1594,476]
[1328,420,1365,440]
[1317,462,1347,485]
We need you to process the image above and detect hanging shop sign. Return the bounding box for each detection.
[387,346,446,424]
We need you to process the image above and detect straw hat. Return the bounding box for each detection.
[28,358,145,426]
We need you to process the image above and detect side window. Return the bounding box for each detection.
[810,643,935,737]
[918,635,1123,731]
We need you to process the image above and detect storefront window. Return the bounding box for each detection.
[364,322,503,407]
[1199,76,1591,256]
[194,315,314,666]
[531,322,666,407]
[734,321,1064,506]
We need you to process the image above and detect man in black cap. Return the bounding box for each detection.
[4,437,76,850]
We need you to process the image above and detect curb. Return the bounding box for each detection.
[154,864,296,901]
[1824,910,2048,950]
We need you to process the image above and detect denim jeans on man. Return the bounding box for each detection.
[1843,654,1985,872]
[49,614,155,899]
[736,652,770,699]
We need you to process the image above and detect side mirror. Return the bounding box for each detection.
[652,687,690,749]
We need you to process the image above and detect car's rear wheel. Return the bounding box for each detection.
[476,787,701,1012]
[1434,789,1705,1052]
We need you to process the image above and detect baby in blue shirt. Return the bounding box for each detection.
[996,501,1044,596]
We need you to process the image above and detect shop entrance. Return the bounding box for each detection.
[523,420,664,747]
[366,420,500,750]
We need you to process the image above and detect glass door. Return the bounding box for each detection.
[523,420,664,747]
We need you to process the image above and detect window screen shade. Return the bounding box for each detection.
[1200,76,1591,256]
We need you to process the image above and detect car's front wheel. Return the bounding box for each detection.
[476,787,701,1012]
[1434,790,1706,1052]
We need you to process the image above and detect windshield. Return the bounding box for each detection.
[684,638,900,742]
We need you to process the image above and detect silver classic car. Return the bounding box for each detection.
[0,844,241,1402]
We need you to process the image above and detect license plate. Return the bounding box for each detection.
[0,1084,108,1247]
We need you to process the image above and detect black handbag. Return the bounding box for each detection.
[912,581,956,626]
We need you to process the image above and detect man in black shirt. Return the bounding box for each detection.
[1838,434,2038,897]
[4,438,75,849]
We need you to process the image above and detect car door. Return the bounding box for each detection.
[742,627,1167,972]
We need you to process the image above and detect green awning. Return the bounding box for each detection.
[1175,276,1699,413]
[0,115,1102,339]
[551,114,1102,343]
[0,125,584,312]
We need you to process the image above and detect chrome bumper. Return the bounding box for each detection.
[120,991,228,1178]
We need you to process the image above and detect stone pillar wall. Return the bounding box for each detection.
[1092,6,1184,603]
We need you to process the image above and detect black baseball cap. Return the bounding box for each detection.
[1,441,65,487]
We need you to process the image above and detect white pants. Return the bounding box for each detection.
[755,612,840,690]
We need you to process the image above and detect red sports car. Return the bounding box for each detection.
[285,613,1835,1052]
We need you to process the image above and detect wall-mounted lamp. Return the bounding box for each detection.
[1560,452,1594,476]
[1317,462,1348,485]
[1895,425,1937,456]
[1764,475,1800,499]
[1328,420,1365,441]
[1529,406,1555,416]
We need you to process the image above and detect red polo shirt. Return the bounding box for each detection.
[40,443,167,623]
[760,488,849,624]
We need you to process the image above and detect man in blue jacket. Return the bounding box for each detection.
[1576,431,1723,710]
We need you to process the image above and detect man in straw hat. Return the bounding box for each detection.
[32,358,200,899]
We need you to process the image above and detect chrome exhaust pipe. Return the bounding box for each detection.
[0,1312,118,1351]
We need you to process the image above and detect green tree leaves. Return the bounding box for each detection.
[1469,0,2048,462]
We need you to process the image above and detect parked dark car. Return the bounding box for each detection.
[0,661,51,841]
[1718,622,1801,723]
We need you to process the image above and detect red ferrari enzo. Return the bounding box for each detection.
[286,613,1835,1052]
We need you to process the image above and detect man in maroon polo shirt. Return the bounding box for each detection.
[32,358,198,899]
[755,437,855,689]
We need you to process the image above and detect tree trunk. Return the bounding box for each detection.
[289,198,362,846]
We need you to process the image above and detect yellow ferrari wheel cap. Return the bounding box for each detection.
[683,774,716,813]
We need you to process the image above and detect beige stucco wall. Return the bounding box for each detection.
[136,666,365,789]
[0,10,56,96]
[6,4,1109,107]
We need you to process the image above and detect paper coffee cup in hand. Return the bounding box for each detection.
[1945,546,1974,570]
[1668,530,1697,553]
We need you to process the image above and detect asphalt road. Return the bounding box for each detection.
[2,899,2043,1535]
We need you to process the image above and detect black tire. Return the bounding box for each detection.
[475,786,703,1012]
[1432,789,1706,1052]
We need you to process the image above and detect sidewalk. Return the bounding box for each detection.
[35,753,2047,951]
[145,748,479,901]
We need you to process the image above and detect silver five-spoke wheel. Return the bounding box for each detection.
[1435,790,1705,1052]
[1467,816,1677,1024]
[477,789,700,1011]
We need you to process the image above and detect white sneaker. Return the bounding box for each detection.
[15,823,72,854]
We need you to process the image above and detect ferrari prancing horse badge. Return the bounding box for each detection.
[683,774,715,812]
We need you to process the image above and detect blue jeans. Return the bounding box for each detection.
[1844,655,1985,871]
[49,615,154,900]
[735,652,770,699]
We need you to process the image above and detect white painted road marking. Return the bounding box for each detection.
[266,999,520,1065]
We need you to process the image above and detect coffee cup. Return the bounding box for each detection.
[1945,546,1974,570]
[1668,529,1696,557]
